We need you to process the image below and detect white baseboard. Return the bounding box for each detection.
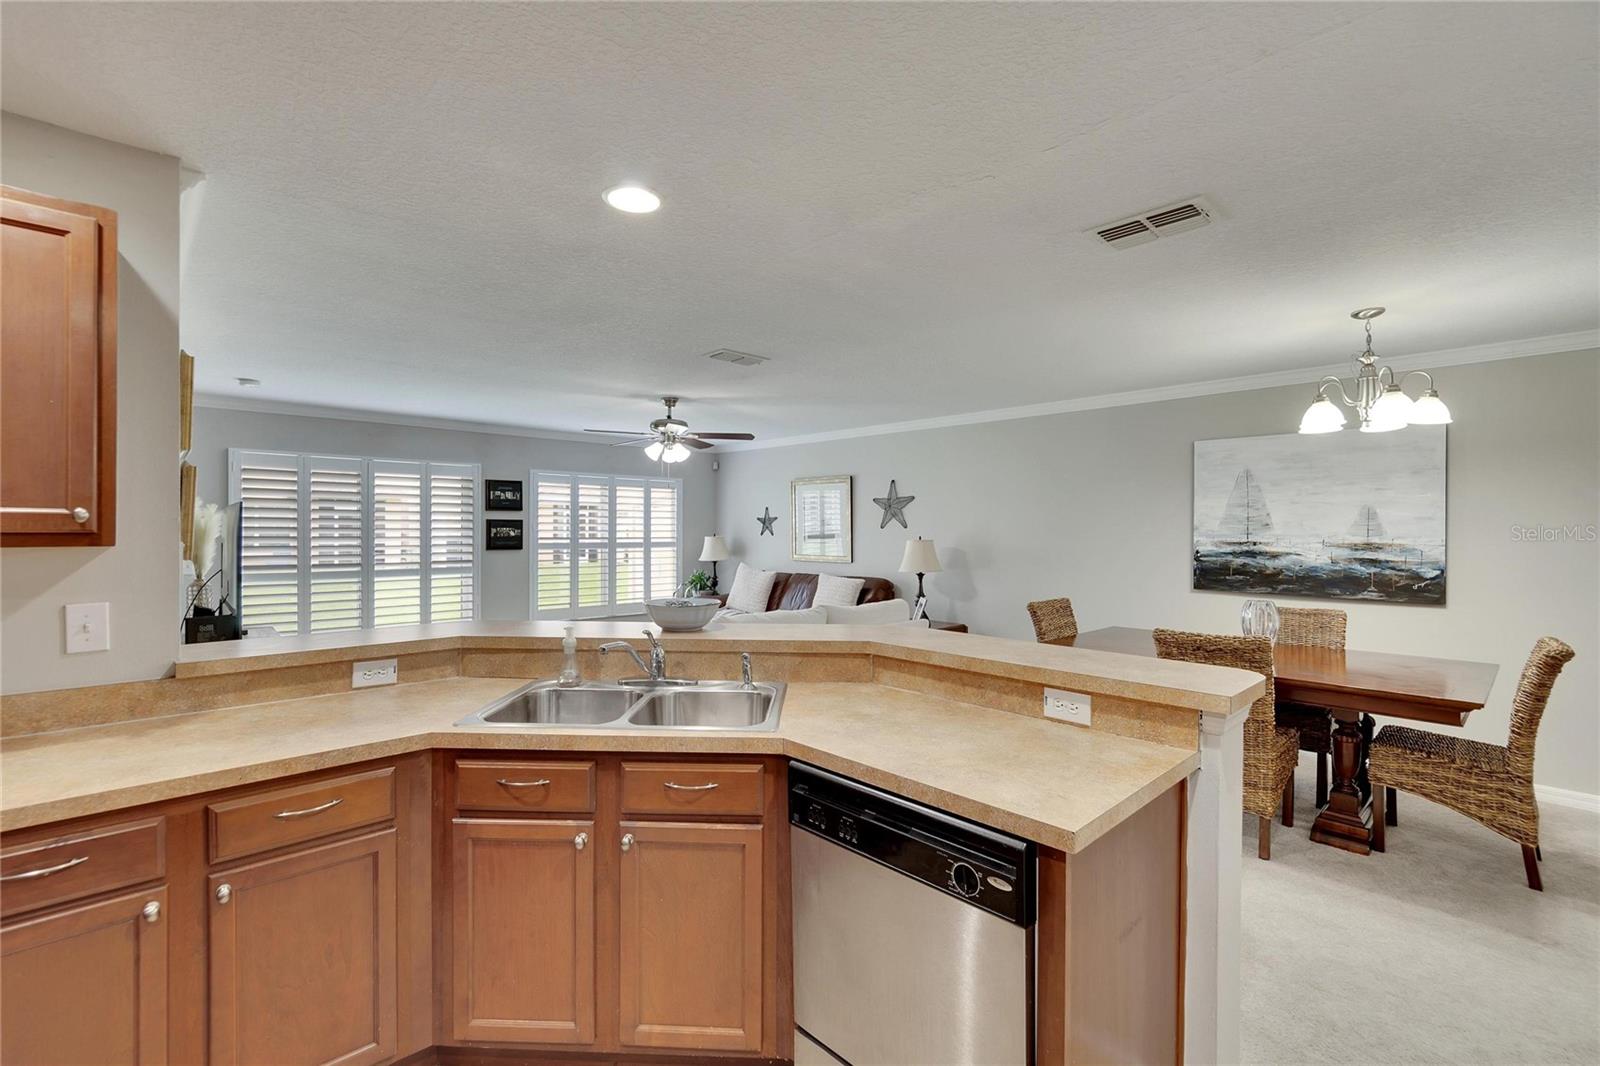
[1535,784,1600,813]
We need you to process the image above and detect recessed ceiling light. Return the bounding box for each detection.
[602,184,661,214]
[236,377,261,388]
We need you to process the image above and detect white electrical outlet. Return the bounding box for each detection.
[65,602,111,653]
[1043,687,1093,726]
[353,658,398,688]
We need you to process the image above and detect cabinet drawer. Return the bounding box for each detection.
[620,762,766,818]
[208,767,395,863]
[1,817,165,919]
[455,759,596,814]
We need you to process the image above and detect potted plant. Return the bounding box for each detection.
[685,570,715,596]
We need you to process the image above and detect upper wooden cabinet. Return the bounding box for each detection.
[0,185,117,546]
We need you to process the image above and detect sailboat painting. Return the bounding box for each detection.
[1193,427,1446,604]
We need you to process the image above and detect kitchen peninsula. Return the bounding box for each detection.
[0,623,1262,1065]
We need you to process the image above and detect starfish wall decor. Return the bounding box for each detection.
[757,507,777,535]
[872,480,914,529]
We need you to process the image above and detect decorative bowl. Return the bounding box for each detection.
[645,597,721,632]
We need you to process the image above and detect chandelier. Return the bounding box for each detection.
[1298,308,1453,434]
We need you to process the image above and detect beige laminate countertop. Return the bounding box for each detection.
[0,677,1198,853]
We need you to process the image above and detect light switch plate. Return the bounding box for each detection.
[65,602,111,653]
[1043,686,1092,727]
[353,658,398,688]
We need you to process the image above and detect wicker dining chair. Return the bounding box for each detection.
[1274,607,1347,807]
[1369,636,1576,890]
[1027,598,1078,644]
[1154,629,1298,859]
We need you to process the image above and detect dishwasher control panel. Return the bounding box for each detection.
[789,761,1035,926]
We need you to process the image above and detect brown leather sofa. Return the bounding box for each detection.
[763,573,898,612]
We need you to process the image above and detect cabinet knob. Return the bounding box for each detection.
[71,507,90,524]
[215,882,233,905]
[620,833,635,853]
[142,900,161,923]
[574,832,588,851]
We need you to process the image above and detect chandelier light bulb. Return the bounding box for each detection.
[1298,396,1347,435]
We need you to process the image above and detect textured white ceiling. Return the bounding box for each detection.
[3,2,1596,440]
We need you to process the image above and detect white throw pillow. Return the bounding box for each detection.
[726,563,777,614]
[821,598,912,625]
[813,574,865,608]
[722,606,827,624]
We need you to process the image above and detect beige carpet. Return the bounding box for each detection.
[1241,755,1600,1065]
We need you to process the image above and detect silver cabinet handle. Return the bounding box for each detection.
[495,778,552,789]
[72,507,90,523]
[664,781,720,792]
[620,833,635,852]
[274,797,343,819]
[142,900,161,923]
[574,832,588,851]
[1,855,88,881]
[216,883,233,905]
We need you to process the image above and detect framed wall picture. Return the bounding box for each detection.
[485,518,524,550]
[485,478,523,511]
[791,475,852,563]
[1193,426,1446,604]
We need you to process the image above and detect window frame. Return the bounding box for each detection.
[529,469,683,620]
[228,448,482,634]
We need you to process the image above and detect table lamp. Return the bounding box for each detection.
[898,537,942,618]
[699,535,731,593]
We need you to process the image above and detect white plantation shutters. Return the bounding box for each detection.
[230,450,479,633]
[234,453,302,634]
[429,465,477,622]
[531,472,682,618]
[370,460,425,626]
[306,456,364,632]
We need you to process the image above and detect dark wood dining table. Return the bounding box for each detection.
[1063,627,1500,854]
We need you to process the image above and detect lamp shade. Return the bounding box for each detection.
[699,535,730,562]
[1407,390,1452,425]
[1298,396,1346,434]
[898,537,942,574]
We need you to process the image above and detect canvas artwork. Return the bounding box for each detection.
[1192,427,1446,604]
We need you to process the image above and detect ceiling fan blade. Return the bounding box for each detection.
[609,436,657,448]
[584,428,645,435]
[680,436,714,450]
[685,432,756,441]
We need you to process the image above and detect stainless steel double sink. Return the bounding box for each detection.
[455,679,786,732]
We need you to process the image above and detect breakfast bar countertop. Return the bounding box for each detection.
[0,677,1199,853]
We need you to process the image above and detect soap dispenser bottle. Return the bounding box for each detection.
[557,625,581,687]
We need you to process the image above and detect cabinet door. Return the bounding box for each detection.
[451,818,596,1045]
[0,186,116,544]
[1,887,167,1066]
[209,830,396,1066]
[618,821,763,1052]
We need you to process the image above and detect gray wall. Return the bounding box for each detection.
[0,115,181,694]
[715,350,1600,796]
[189,406,719,621]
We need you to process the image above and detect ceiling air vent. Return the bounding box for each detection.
[704,349,769,367]
[1092,196,1216,249]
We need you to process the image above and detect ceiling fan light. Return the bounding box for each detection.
[644,441,665,461]
[661,441,691,463]
[1407,390,1453,425]
[1298,396,1346,434]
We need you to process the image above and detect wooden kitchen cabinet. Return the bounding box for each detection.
[451,818,597,1044]
[208,829,398,1066]
[0,185,117,546]
[1,887,168,1065]
[617,821,765,1053]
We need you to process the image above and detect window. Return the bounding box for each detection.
[531,472,680,617]
[230,449,479,635]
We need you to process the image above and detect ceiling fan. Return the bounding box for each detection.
[583,396,755,463]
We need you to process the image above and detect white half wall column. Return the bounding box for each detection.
[1184,701,1248,1065]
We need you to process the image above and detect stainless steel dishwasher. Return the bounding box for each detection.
[789,762,1036,1065]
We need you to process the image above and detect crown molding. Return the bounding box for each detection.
[196,329,1596,452]
[192,393,604,445]
[736,329,1599,451]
